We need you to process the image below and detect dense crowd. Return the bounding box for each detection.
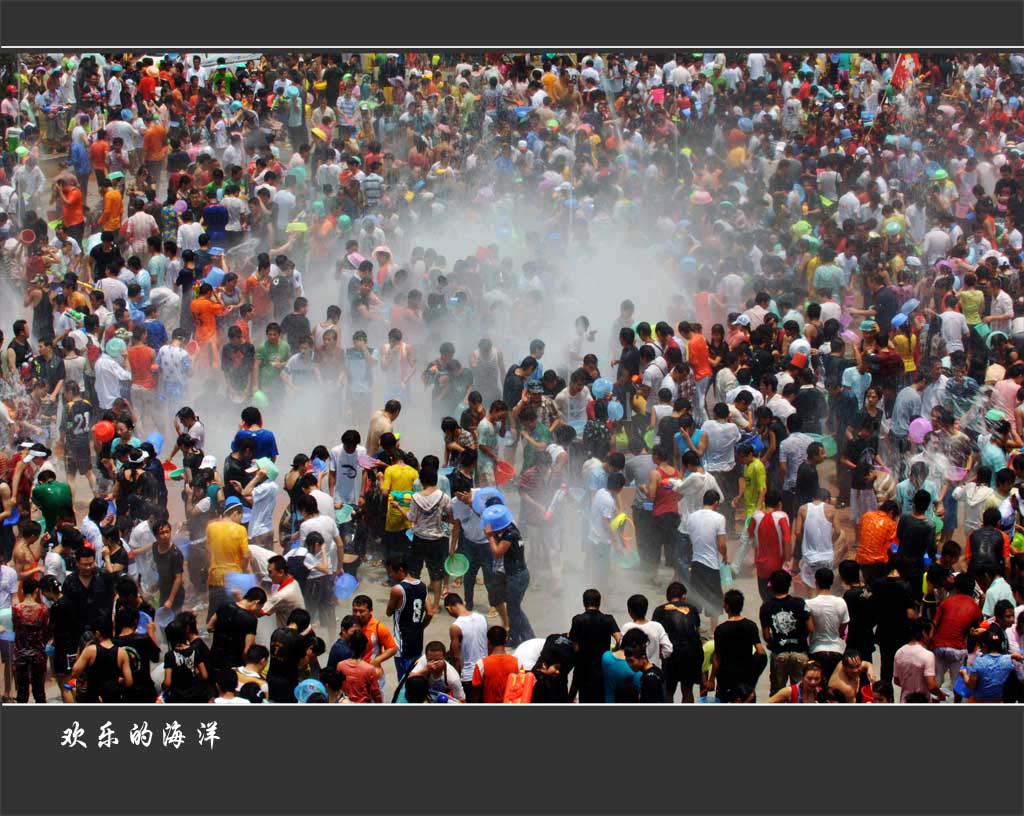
[0,50,1022,704]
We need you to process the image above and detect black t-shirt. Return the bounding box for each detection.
[795,463,820,506]
[845,437,877,490]
[163,642,208,700]
[872,286,899,331]
[713,618,761,692]
[651,601,702,660]
[569,609,620,670]
[617,346,641,379]
[268,626,305,686]
[871,576,914,645]
[175,266,196,291]
[222,455,250,499]
[280,313,312,351]
[502,366,526,409]
[843,585,875,657]
[211,601,259,670]
[64,399,94,453]
[638,665,668,703]
[221,341,256,391]
[114,631,161,702]
[758,595,810,654]
[499,525,526,574]
[152,544,185,609]
[49,595,77,647]
[895,514,936,568]
[89,245,122,278]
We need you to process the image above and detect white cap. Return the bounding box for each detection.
[199,454,217,470]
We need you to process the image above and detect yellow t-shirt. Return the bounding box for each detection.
[206,519,250,587]
[892,333,918,372]
[382,463,418,532]
[742,458,767,516]
[805,256,822,293]
[959,289,984,326]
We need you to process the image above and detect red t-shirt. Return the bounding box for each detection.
[688,334,713,381]
[750,510,792,579]
[126,345,157,389]
[471,653,519,703]
[931,594,982,650]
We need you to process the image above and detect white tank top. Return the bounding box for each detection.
[454,612,489,683]
[802,502,833,563]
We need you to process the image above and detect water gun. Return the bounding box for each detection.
[544,484,567,520]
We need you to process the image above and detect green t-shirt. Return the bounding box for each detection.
[31,481,73,531]
[257,339,291,388]
[742,459,767,516]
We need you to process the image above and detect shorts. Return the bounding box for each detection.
[689,562,723,617]
[800,557,833,589]
[486,571,508,606]
[409,536,447,582]
[770,651,808,694]
[665,653,703,689]
[65,446,92,476]
[51,641,76,675]
[849,488,877,524]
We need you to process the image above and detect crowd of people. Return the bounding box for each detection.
[0,50,1023,704]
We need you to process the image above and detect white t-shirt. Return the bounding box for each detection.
[452,492,487,545]
[299,515,340,572]
[411,654,466,701]
[513,638,545,671]
[247,544,274,581]
[213,696,251,705]
[702,420,741,472]
[329,444,366,506]
[454,611,489,683]
[806,594,850,654]
[689,508,726,570]
[939,310,969,353]
[247,481,279,538]
[588,488,617,546]
[621,620,674,666]
[44,550,68,585]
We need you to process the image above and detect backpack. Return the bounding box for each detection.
[503,669,536,704]
[285,547,312,583]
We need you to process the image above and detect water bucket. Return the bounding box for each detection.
[224,573,257,594]
[494,460,516,486]
[445,553,470,577]
[155,607,175,628]
[145,432,165,454]
[334,572,358,599]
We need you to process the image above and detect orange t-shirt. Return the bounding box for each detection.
[143,124,167,162]
[360,617,398,662]
[61,187,84,227]
[688,334,713,381]
[89,140,109,171]
[191,297,225,344]
[126,344,157,389]
[244,274,273,318]
[857,511,898,565]
[99,189,123,232]
[471,653,520,703]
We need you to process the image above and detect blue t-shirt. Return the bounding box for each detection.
[231,428,279,460]
[968,652,1014,700]
[602,650,640,703]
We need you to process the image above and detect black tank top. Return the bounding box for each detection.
[84,641,119,702]
[33,294,54,343]
[393,579,428,659]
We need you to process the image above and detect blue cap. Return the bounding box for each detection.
[482,504,514,533]
[840,128,853,141]
[294,679,327,703]
[210,247,225,256]
[121,109,132,121]
[223,496,243,512]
